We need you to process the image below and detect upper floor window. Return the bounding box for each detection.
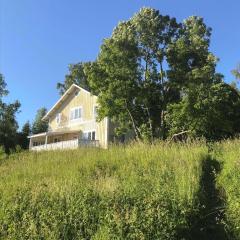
[70,107,82,121]
[56,113,61,125]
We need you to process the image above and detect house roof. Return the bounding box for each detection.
[42,84,95,121]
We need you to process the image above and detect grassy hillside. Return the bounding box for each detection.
[0,141,239,239]
[216,140,240,239]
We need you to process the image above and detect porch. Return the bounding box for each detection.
[28,130,99,151]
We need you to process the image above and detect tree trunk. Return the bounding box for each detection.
[159,61,166,139]
[145,104,154,142]
[125,101,141,140]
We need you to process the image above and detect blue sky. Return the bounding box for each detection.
[1,0,239,129]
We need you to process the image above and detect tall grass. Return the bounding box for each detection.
[0,141,208,239]
[216,139,240,238]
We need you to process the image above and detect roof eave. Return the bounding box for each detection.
[41,84,96,121]
[42,84,81,121]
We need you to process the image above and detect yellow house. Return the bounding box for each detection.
[28,84,113,151]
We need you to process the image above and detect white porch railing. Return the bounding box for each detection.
[31,139,99,151]
[78,139,100,147]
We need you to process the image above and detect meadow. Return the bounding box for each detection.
[216,140,240,239]
[0,141,239,239]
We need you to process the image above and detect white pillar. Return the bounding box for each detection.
[29,138,33,150]
[45,135,48,149]
[105,117,109,149]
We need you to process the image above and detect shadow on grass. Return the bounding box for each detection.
[178,156,234,240]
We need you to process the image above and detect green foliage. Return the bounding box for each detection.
[86,8,180,140]
[231,63,240,91]
[1,141,239,238]
[85,9,240,142]
[31,107,48,134]
[57,62,91,95]
[21,121,31,136]
[216,140,240,239]
[166,82,240,140]
[232,63,240,80]
[0,73,9,97]
[0,74,21,153]
[167,16,216,89]
[54,8,240,142]
[0,142,208,239]
[166,16,240,140]
[16,121,31,149]
[15,145,23,153]
[0,146,7,161]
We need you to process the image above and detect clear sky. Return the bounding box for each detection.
[1,0,239,129]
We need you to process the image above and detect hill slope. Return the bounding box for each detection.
[0,141,239,239]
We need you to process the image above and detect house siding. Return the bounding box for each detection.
[48,88,108,148]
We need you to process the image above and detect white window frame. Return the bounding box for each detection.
[83,130,96,140]
[56,113,61,125]
[69,106,83,122]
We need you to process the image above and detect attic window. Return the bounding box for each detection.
[75,90,80,96]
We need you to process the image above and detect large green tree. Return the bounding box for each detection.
[31,108,48,134]
[166,17,240,140]
[86,8,180,140]
[166,82,240,140]
[0,74,21,153]
[60,8,240,142]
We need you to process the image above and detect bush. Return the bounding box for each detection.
[0,146,6,162]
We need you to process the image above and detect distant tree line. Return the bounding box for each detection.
[0,73,48,153]
[58,7,240,142]
[0,73,21,153]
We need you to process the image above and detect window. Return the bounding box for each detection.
[92,131,96,140]
[93,106,98,119]
[33,141,44,146]
[70,107,82,121]
[56,113,61,125]
[83,131,96,140]
[75,90,80,96]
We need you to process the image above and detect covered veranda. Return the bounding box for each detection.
[28,130,81,150]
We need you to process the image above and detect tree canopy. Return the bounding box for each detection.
[57,62,91,95]
[16,121,31,150]
[55,7,240,142]
[86,8,181,140]
[31,107,48,134]
[164,16,240,140]
[84,8,240,141]
[232,63,240,80]
[0,74,21,153]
